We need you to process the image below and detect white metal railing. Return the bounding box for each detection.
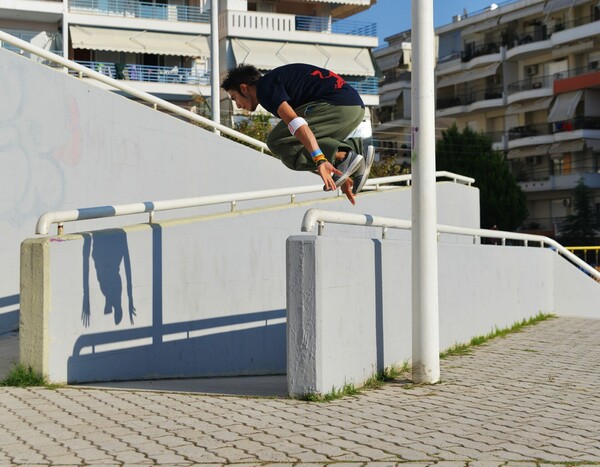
[300,209,600,281]
[0,30,269,153]
[35,172,471,235]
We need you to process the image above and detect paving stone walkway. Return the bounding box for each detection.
[1,316,599,465]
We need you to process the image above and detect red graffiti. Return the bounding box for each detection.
[310,70,346,89]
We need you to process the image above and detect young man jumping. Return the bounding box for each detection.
[221,63,374,205]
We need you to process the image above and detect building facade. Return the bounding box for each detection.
[372,0,600,236]
[372,30,412,166]
[435,0,600,236]
[0,0,378,121]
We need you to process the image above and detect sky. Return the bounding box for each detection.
[352,0,508,44]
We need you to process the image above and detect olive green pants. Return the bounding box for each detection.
[266,102,365,171]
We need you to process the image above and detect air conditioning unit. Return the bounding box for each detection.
[590,61,599,70]
[526,64,539,76]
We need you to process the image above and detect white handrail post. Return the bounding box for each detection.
[210,0,221,134]
[411,0,440,385]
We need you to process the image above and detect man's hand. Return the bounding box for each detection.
[317,162,355,205]
[339,178,355,205]
[317,161,341,192]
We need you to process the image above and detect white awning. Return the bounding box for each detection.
[506,97,554,115]
[231,38,375,76]
[463,18,499,36]
[548,140,585,154]
[499,3,545,24]
[379,89,402,106]
[547,90,583,122]
[377,52,403,72]
[543,0,579,14]
[437,63,499,88]
[545,0,591,14]
[437,70,469,88]
[69,26,210,56]
[468,63,501,81]
[507,145,550,159]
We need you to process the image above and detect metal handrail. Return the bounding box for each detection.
[0,30,269,153]
[35,172,474,235]
[300,209,600,281]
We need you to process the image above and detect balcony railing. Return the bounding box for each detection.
[508,123,552,140]
[553,13,600,33]
[461,41,501,62]
[558,63,600,79]
[554,117,600,133]
[381,69,411,86]
[436,86,503,110]
[507,74,553,94]
[69,0,210,23]
[295,15,376,37]
[0,29,63,62]
[73,60,210,85]
[222,10,376,38]
[346,77,378,95]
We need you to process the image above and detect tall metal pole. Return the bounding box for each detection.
[210,0,220,131]
[411,0,440,384]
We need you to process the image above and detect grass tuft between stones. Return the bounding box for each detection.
[300,312,555,401]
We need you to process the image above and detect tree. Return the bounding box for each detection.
[191,93,273,148]
[370,155,410,178]
[233,113,272,143]
[435,124,528,231]
[557,178,600,246]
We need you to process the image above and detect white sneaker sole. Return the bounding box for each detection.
[352,145,375,194]
[334,154,364,188]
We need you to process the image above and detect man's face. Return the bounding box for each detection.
[228,84,258,112]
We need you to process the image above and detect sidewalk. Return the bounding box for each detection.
[1,316,599,465]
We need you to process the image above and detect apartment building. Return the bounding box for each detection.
[371,30,412,165]
[371,0,600,235]
[0,0,378,122]
[218,0,378,131]
[435,0,600,236]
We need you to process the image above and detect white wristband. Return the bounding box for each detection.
[287,117,308,135]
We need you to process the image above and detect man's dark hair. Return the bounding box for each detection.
[221,64,262,93]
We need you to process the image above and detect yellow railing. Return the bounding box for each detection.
[566,246,600,269]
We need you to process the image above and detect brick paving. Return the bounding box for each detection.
[1,316,599,465]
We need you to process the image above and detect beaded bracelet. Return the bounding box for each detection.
[311,149,327,165]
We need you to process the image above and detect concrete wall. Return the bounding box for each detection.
[19,182,480,384]
[0,46,319,334]
[287,235,600,396]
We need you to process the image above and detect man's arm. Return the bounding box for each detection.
[276,101,355,204]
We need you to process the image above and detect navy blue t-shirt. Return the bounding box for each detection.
[256,63,364,116]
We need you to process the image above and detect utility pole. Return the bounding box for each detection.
[210,0,220,133]
[411,0,440,384]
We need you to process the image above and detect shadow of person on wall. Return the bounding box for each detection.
[82,231,136,327]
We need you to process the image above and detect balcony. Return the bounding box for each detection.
[461,40,500,63]
[554,64,600,94]
[72,60,210,85]
[1,29,63,64]
[507,74,555,95]
[220,10,377,47]
[346,77,379,95]
[69,0,210,24]
[554,117,600,133]
[381,69,411,86]
[508,123,552,141]
[436,86,503,110]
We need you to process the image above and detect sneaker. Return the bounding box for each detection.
[332,151,364,188]
[351,145,375,194]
